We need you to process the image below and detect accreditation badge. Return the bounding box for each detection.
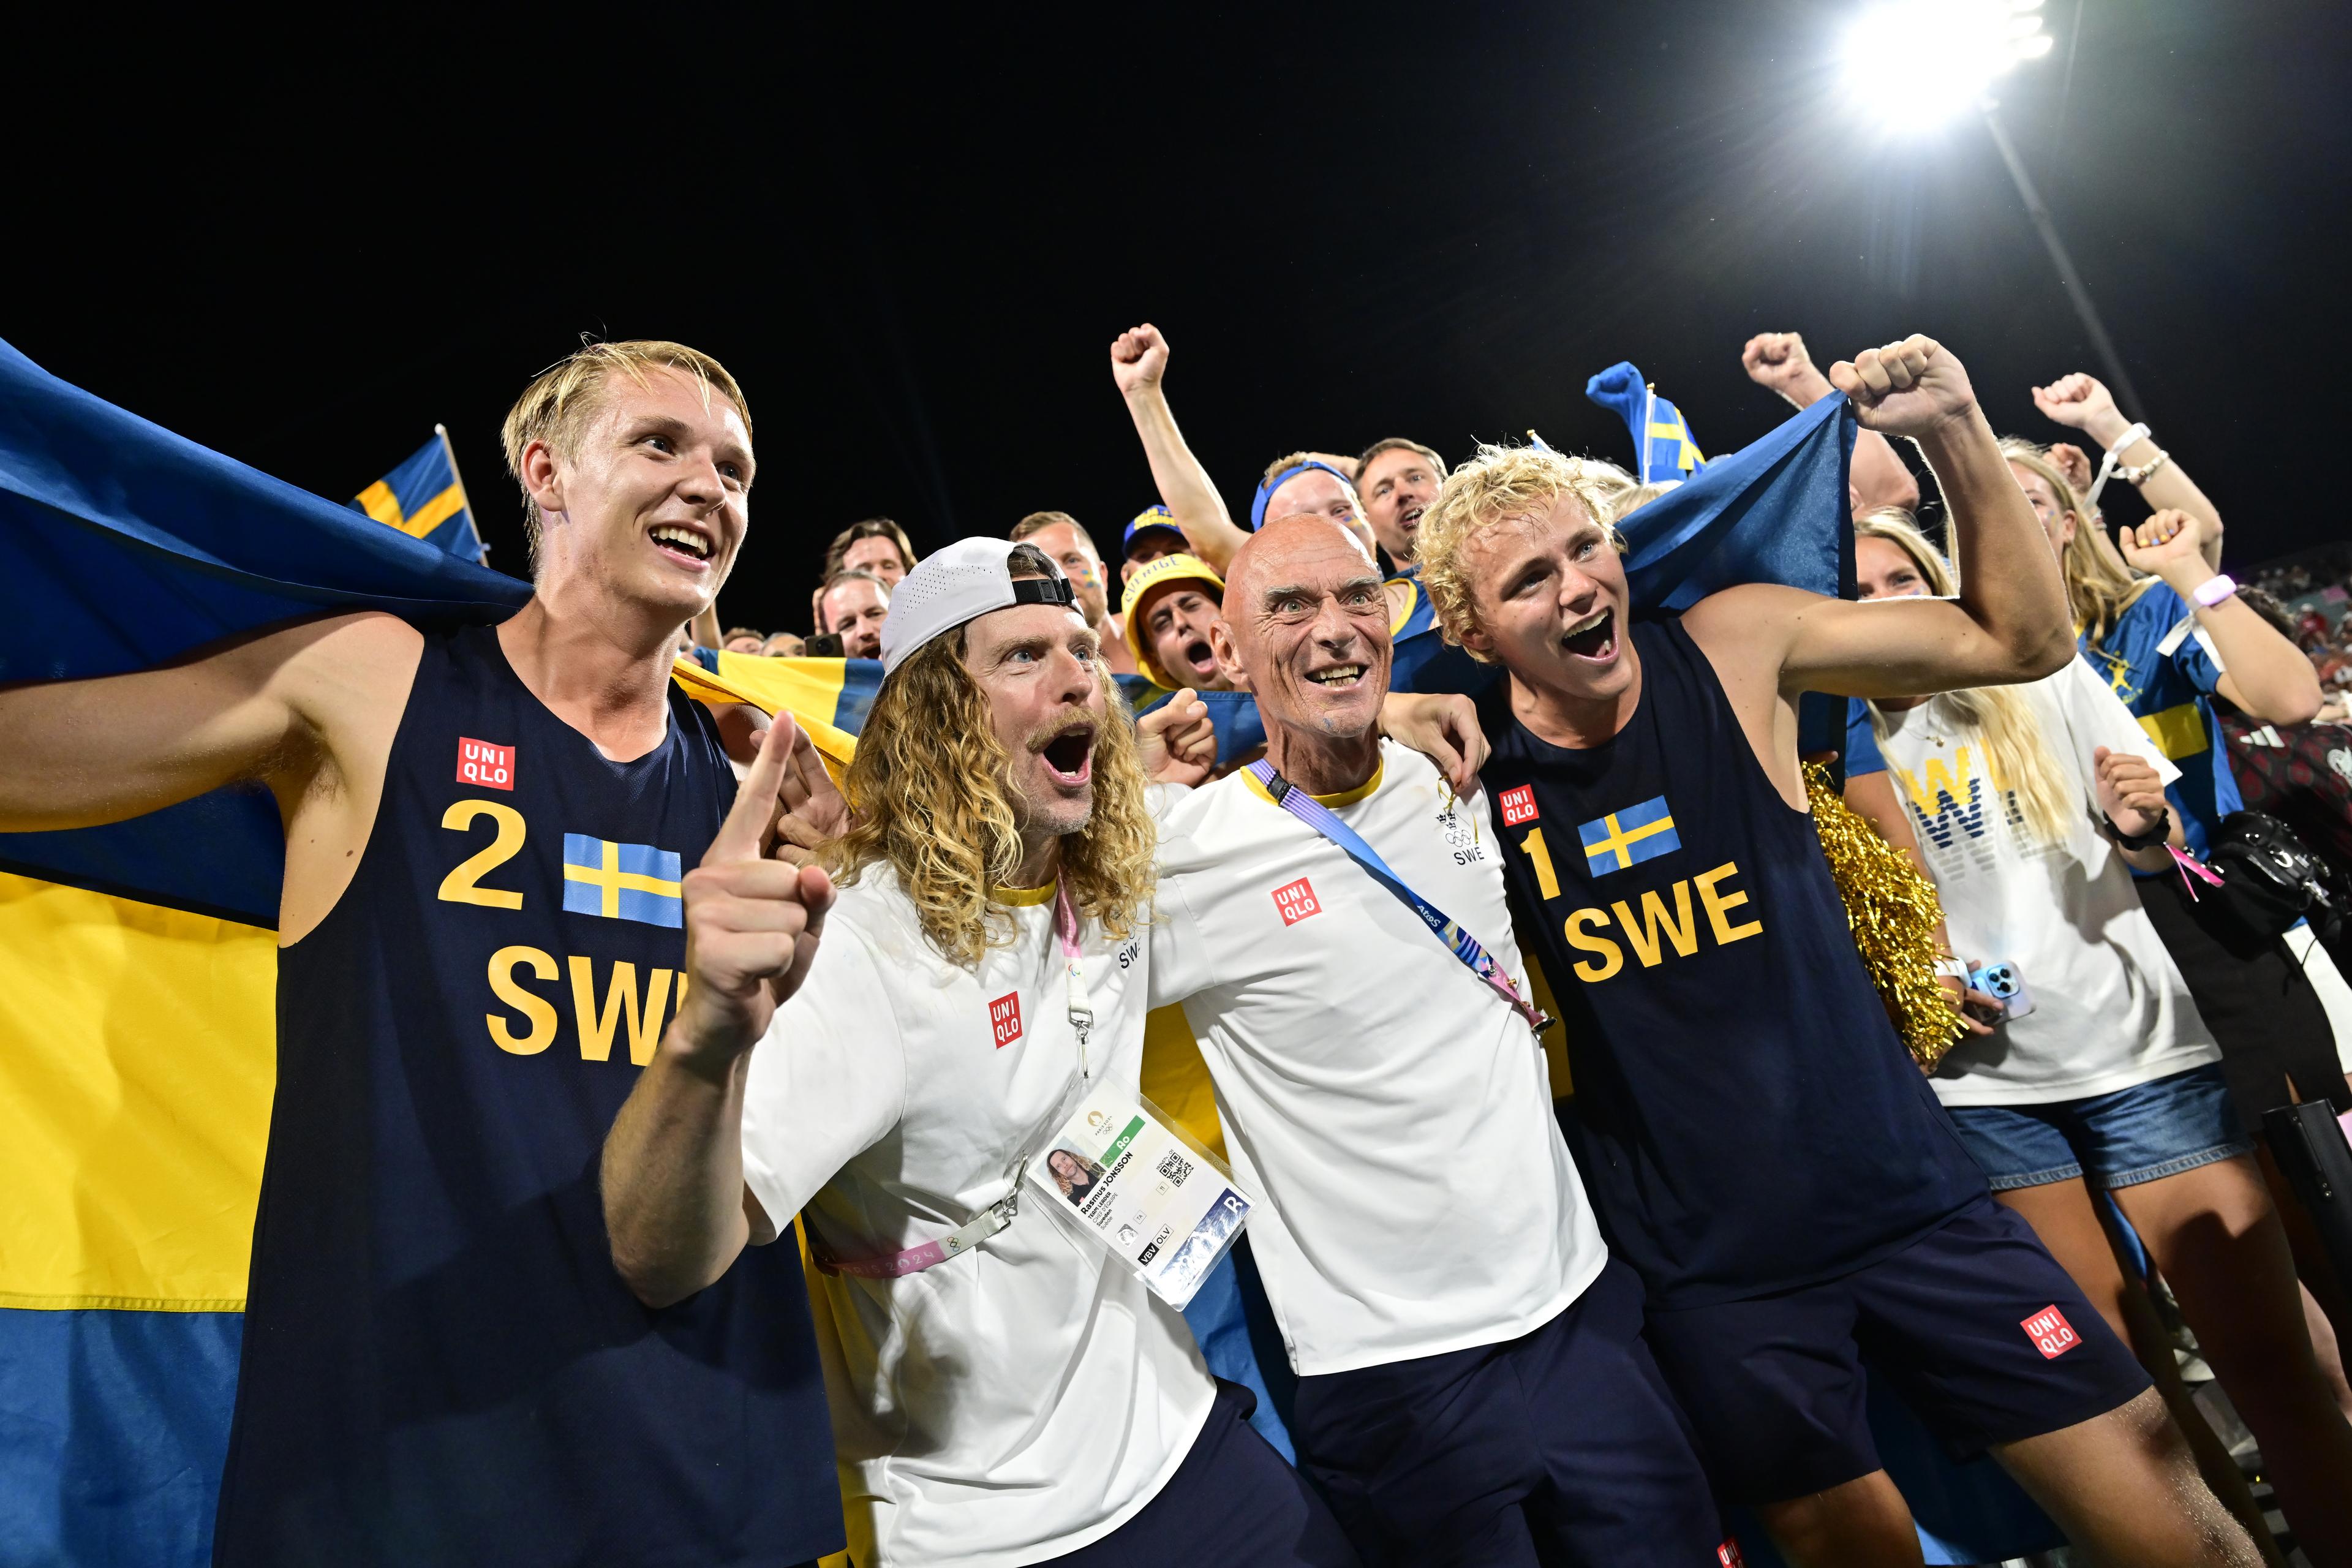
[1025,1087,1251,1310]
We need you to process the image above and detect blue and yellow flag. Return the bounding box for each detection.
[1586,361,1706,486]
[0,338,532,1567]
[562,835,685,927]
[1578,795,1681,875]
[348,428,488,564]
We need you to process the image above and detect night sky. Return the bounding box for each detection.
[9,1,2346,636]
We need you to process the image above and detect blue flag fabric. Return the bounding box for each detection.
[1586,361,1708,486]
[0,337,531,1568]
[349,431,488,564]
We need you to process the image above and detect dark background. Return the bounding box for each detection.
[8,2,2346,635]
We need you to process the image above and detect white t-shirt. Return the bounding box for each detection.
[1151,742,1608,1376]
[739,867,1213,1568]
[1871,656,2221,1107]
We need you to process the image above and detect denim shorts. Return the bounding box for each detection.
[1943,1063,2255,1191]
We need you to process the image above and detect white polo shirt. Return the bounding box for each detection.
[739,866,1213,1568]
[1150,741,1608,1376]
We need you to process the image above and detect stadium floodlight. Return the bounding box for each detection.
[1841,0,2146,411]
[1842,0,2053,127]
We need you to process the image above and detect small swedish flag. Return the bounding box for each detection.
[349,427,488,564]
[1585,361,1706,486]
[1578,796,1681,875]
[562,834,684,927]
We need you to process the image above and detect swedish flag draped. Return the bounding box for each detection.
[1586,360,1707,486]
[349,429,488,563]
[0,337,531,1567]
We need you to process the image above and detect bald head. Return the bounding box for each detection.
[1212,516,1391,752]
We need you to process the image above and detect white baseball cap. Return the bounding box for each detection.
[878,537,1080,676]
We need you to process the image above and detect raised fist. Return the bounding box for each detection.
[2030,372,2122,436]
[1829,336,1977,440]
[1110,323,1169,399]
[2114,508,2207,586]
[2046,442,2097,500]
[1743,331,1832,407]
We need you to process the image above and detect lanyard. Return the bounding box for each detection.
[1248,760,1551,1034]
[813,881,1095,1279]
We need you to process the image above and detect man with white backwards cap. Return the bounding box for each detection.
[601,538,1363,1567]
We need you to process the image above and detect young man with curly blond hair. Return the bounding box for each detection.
[1417,336,2260,1568]
[601,538,1363,1567]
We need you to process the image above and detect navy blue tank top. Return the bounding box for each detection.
[218,625,839,1567]
[1477,617,1983,1308]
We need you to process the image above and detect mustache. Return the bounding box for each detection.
[1025,715,1098,753]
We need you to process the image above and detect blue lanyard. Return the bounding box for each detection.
[1247,761,1551,1033]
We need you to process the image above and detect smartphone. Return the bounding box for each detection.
[804,631,845,658]
[1967,960,2036,1022]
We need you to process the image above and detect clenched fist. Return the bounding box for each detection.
[1110,323,1170,399]
[2093,744,2170,843]
[1829,336,1978,440]
[2030,372,2133,451]
[1743,331,1833,408]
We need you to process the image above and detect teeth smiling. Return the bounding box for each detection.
[1564,609,1608,637]
[651,526,710,560]
[1309,665,1364,687]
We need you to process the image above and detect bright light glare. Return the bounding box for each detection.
[1844,1,2052,127]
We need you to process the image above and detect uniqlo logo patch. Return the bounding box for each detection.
[989,993,1023,1049]
[456,737,514,790]
[1498,784,1539,826]
[2022,1305,2081,1359]
[1272,877,1322,926]
[1717,1541,1746,1568]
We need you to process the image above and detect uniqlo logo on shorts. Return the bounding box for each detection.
[1498,784,1539,826]
[1717,1540,1746,1568]
[989,993,1023,1049]
[2022,1305,2081,1359]
[1272,877,1322,926]
[456,737,514,790]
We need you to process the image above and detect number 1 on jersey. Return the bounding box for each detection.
[1518,827,1561,901]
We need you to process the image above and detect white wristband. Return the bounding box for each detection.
[2086,421,2152,507]
[1933,957,1971,981]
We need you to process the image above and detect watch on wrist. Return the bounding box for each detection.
[2103,809,2171,852]
[2192,572,2237,609]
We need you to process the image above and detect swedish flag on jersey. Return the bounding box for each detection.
[1578,795,1681,874]
[561,835,684,927]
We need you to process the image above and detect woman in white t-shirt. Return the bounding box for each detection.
[1841,511,2352,1553]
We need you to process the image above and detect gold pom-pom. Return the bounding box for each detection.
[1804,761,1964,1070]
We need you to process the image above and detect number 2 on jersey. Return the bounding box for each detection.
[439,799,527,909]
[1517,827,1561,901]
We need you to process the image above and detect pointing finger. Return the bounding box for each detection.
[709,709,797,864]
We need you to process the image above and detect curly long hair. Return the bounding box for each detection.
[822,630,1159,968]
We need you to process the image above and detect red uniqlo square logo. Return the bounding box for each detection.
[1498,785,1539,826]
[990,993,1023,1049]
[1717,1541,1746,1568]
[456,737,514,791]
[1272,877,1322,925]
[2022,1305,2081,1359]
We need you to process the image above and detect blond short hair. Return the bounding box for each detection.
[1417,444,1625,660]
[500,339,750,569]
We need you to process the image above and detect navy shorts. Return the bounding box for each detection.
[1943,1063,2256,1191]
[1287,1260,1736,1568]
[1643,1194,2151,1504]
[1048,1379,1359,1566]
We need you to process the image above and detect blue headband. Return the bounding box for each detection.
[1248,459,1355,530]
